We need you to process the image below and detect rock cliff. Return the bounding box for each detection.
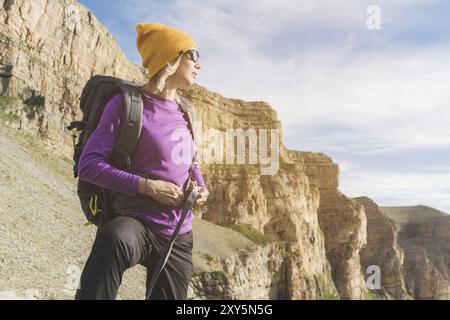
[398,215,450,299]
[0,0,146,155]
[354,197,407,299]
[355,197,450,300]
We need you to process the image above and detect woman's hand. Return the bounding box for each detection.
[139,178,185,207]
[187,180,209,208]
[138,178,208,208]
[193,187,209,207]
[186,180,209,207]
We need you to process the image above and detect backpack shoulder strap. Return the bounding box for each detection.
[110,84,143,171]
[178,96,198,165]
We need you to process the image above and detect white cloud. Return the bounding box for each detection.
[340,167,450,213]
[113,0,450,210]
[121,0,450,155]
[338,161,351,173]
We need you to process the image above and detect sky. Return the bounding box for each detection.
[77,0,450,213]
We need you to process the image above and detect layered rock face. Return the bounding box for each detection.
[356,197,450,300]
[190,242,286,300]
[354,197,407,299]
[399,216,450,299]
[179,86,341,299]
[292,152,367,299]
[0,0,146,155]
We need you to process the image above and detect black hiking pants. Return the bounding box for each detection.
[74,216,193,300]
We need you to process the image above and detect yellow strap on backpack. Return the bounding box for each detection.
[89,194,99,216]
[84,194,103,227]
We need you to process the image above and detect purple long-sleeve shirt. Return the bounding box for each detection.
[78,90,206,236]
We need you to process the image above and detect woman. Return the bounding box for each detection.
[75,23,209,300]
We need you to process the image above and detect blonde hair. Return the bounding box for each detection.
[144,53,183,104]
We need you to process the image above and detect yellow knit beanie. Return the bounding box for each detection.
[135,23,197,78]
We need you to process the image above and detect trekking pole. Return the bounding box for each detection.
[145,186,199,300]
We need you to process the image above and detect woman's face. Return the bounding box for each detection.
[171,48,201,87]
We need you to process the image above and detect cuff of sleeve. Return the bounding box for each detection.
[128,174,141,197]
[196,181,206,188]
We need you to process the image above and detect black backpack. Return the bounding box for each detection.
[66,75,198,227]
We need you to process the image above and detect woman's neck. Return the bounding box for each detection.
[144,83,177,101]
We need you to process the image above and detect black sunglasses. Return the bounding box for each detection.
[184,49,200,63]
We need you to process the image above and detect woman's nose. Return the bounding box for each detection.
[195,62,201,70]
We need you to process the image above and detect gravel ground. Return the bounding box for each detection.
[0,120,151,299]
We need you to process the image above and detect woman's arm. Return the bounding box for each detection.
[78,92,187,207]
[190,163,209,207]
[190,163,206,188]
[77,93,141,197]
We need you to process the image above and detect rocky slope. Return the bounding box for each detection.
[397,215,450,299]
[354,197,407,299]
[355,197,450,300]
[381,205,448,224]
